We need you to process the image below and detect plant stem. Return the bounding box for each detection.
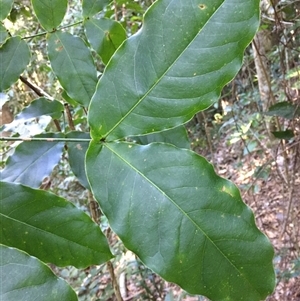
[64,104,75,131]
[87,192,124,301]
[22,20,84,40]
[107,261,124,301]
[0,137,91,142]
[19,76,62,132]
[19,76,53,100]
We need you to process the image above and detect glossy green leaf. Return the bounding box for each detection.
[47,31,98,107]
[0,133,64,188]
[15,97,64,121]
[86,141,275,301]
[31,0,68,31]
[0,0,13,20]
[66,131,91,189]
[82,0,111,17]
[0,182,113,267]
[0,245,78,301]
[265,101,300,119]
[88,0,260,140]
[0,24,8,44]
[132,125,190,149]
[0,36,30,91]
[84,17,126,65]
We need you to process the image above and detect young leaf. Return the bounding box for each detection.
[132,125,190,149]
[84,17,126,65]
[82,0,111,17]
[0,0,14,20]
[14,97,64,121]
[0,245,78,301]
[31,0,68,31]
[88,0,260,140]
[0,36,30,91]
[0,182,113,267]
[47,31,98,107]
[86,141,275,301]
[0,133,64,188]
[0,23,9,44]
[66,131,91,189]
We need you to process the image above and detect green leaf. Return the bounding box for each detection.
[82,0,111,17]
[0,245,78,301]
[0,0,13,20]
[132,125,190,149]
[86,141,275,301]
[88,0,260,140]
[15,97,64,121]
[0,24,8,44]
[0,182,113,267]
[31,0,68,31]
[66,131,91,189]
[62,90,78,106]
[265,101,300,119]
[47,31,98,107]
[84,17,126,65]
[272,130,294,140]
[0,36,30,91]
[0,133,64,188]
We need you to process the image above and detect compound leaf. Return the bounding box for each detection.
[47,31,98,107]
[0,133,64,188]
[0,182,113,268]
[88,0,260,140]
[31,0,68,31]
[0,36,30,91]
[86,141,275,301]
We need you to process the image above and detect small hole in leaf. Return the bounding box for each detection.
[198,4,206,10]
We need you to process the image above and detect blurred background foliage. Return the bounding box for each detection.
[1,0,299,300]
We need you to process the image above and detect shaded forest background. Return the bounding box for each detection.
[0,0,299,300]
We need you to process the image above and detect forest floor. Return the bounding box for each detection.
[211,133,300,301]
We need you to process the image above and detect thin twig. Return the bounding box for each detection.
[19,76,53,100]
[64,104,75,131]
[107,261,124,301]
[88,191,100,223]
[280,144,299,237]
[19,76,62,132]
[87,192,123,301]
[22,20,84,39]
[114,0,118,21]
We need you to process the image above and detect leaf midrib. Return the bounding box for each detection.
[105,142,259,294]
[50,32,93,103]
[105,2,224,138]
[0,211,99,254]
